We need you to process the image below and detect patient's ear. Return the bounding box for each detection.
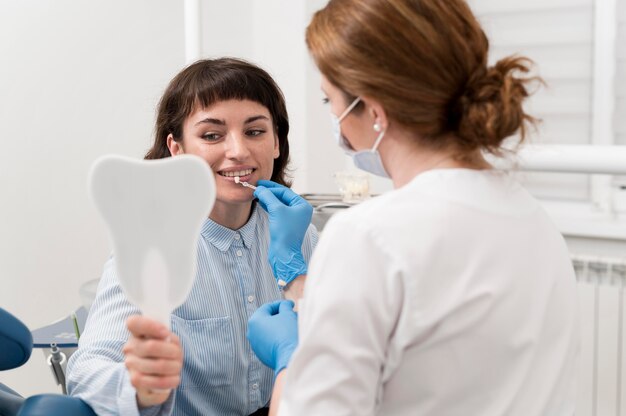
[273,134,280,159]
[167,134,184,156]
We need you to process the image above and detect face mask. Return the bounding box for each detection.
[330,97,390,178]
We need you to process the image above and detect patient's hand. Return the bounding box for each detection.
[123,316,182,408]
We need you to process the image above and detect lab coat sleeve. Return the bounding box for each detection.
[278,214,403,416]
[66,257,175,416]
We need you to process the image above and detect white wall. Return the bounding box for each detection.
[617,0,626,145]
[0,0,185,396]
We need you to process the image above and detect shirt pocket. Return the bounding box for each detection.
[170,314,235,388]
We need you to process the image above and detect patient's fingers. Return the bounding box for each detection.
[123,336,182,360]
[123,316,183,407]
[131,373,181,390]
[135,387,173,408]
[125,355,183,376]
[126,315,169,339]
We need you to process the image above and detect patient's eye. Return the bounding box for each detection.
[201,132,222,141]
[246,129,266,137]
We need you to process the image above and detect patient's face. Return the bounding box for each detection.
[171,99,279,207]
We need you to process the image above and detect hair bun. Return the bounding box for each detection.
[452,56,538,154]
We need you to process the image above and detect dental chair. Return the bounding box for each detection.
[0,307,95,416]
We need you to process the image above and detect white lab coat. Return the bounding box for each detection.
[280,169,578,416]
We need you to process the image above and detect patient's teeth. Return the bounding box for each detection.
[89,155,216,326]
[220,169,253,177]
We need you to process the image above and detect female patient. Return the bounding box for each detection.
[66,58,317,416]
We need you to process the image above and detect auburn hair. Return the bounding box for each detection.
[306,0,540,156]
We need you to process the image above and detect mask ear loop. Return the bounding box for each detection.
[338,96,362,122]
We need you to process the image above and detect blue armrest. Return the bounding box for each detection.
[0,308,32,371]
[17,395,96,416]
[0,308,96,416]
[0,385,24,416]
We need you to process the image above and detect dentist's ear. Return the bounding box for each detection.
[167,134,184,156]
[362,97,389,132]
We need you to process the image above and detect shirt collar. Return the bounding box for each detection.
[200,203,259,251]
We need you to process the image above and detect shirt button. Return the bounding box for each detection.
[247,295,255,303]
[236,250,243,257]
[252,383,259,390]
[234,233,241,240]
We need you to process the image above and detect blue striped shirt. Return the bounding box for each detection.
[67,204,318,416]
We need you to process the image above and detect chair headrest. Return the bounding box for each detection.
[0,308,32,371]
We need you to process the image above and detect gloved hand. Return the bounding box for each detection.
[247,300,298,376]
[254,180,313,287]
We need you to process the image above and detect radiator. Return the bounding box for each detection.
[573,255,626,415]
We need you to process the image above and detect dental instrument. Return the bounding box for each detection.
[235,176,257,190]
[89,155,216,328]
[48,343,67,395]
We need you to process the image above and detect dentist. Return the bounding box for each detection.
[248,0,578,415]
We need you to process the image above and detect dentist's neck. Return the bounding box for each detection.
[383,131,489,188]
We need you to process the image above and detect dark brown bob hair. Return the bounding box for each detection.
[145,57,292,186]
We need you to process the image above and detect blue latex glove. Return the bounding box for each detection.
[254,180,313,287]
[247,300,298,376]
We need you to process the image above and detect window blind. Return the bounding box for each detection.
[617,1,626,146]
[470,0,599,201]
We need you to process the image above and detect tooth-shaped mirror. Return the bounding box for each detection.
[89,155,216,327]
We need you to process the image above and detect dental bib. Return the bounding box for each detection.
[89,155,216,327]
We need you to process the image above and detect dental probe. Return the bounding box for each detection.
[235,176,257,190]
